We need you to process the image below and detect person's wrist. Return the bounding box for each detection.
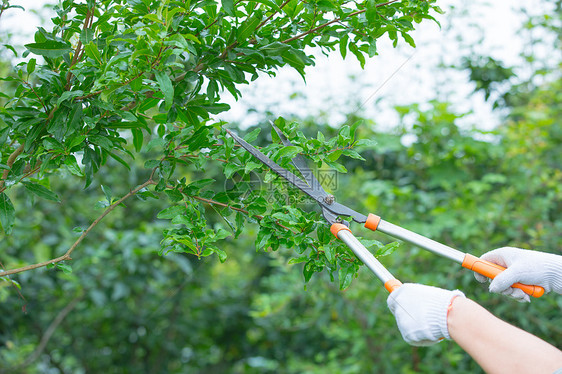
[446,295,470,341]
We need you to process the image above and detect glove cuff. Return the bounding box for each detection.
[544,254,562,294]
[426,289,465,340]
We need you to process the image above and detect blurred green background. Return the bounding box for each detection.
[1,1,561,373]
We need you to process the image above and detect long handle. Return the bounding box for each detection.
[331,223,402,293]
[461,254,544,297]
[364,214,545,298]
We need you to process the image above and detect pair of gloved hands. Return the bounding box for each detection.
[387,247,562,346]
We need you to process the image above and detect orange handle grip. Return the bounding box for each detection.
[364,213,381,231]
[384,279,402,293]
[462,254,544,298]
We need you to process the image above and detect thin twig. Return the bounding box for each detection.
[0,143,25,190]
[18,293,84,368]
[256,0,293,30]
[0,179,156,277]
[65,7,95,90]
[190,195,294,233]
[281,0,399,44]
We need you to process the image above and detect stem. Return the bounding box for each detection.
[18,293,84,368]
[0,143,25,190]
[281,0,399,44]
[190,195,294,233]
[256,0,293,30]
[0,164,43,194]
[0,179,156,277]
[65,6,96,90]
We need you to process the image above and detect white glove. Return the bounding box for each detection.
[387,283,465,346]
[474,247,562,302]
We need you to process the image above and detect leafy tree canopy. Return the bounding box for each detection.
[0,0,442,281]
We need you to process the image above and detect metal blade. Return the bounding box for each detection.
[226,129,325,203]
[270,122,325,195]
[324,202,368,224]
[227,128,368,224]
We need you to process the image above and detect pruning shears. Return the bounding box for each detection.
[226,126,544,297]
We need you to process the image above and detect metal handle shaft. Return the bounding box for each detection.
[334,226,401,292]
[366,215,544,298]
[376,219,466,263]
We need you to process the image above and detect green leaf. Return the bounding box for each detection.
[132,129,143,152]
[183,34,201,44]
[25,40,72,58]
[251,0,281,12]
[68,103,84,132]
[55,262,73,274]
[288,256,308,264]
[327,150,342,162]
[108,152,131,171]
[244,128,261,143]
[323,245,335,264]
[22,181,61,202]
[0,192,15,235]
[188,178,215,189]
[342,149,366,161]
[101,185,113,203]
[281,49,313,76]
[402,32,416,48]
[213,228,231,241]
[80,28,94,44]
[212,246,228,262]
[224,163,242,179]
[165,189,183,202]
[236,16,260,42]
[355,139,377,148]
[157,205,185,219]
[276,146,302,159]
[365,0,378,22]
[325,161,347,173]
[27,58,36,75]
[221,0,235,16]
[84,41,102,64]
[255,229,271,250]
[338,262,356,290]
[155,70,174,109]
[376,242,401,257]
[65,155,84,177]
[317,225,332,244]
[244,161,262,173]
[339,33,349,59]
[303,260,315,283]
[89,135,113,150]
[57,90,85,106]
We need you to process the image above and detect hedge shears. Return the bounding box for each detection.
[226,127,544,298]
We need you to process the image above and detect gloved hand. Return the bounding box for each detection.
[474,247,562,302]
[387,283,465,346]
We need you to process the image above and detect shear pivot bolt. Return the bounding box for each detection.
[324,195,335,205]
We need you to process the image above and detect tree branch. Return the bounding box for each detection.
[281,0,399,44]
[0,178,156,277]
[190,195,295,233]
[18,293,84,369]
[0,143,25,190]
[65,6,96,90]
[255,0,293,31]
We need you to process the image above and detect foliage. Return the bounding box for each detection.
[0,0,442,282]
[0,1,561,373]
[1,73,561,371]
